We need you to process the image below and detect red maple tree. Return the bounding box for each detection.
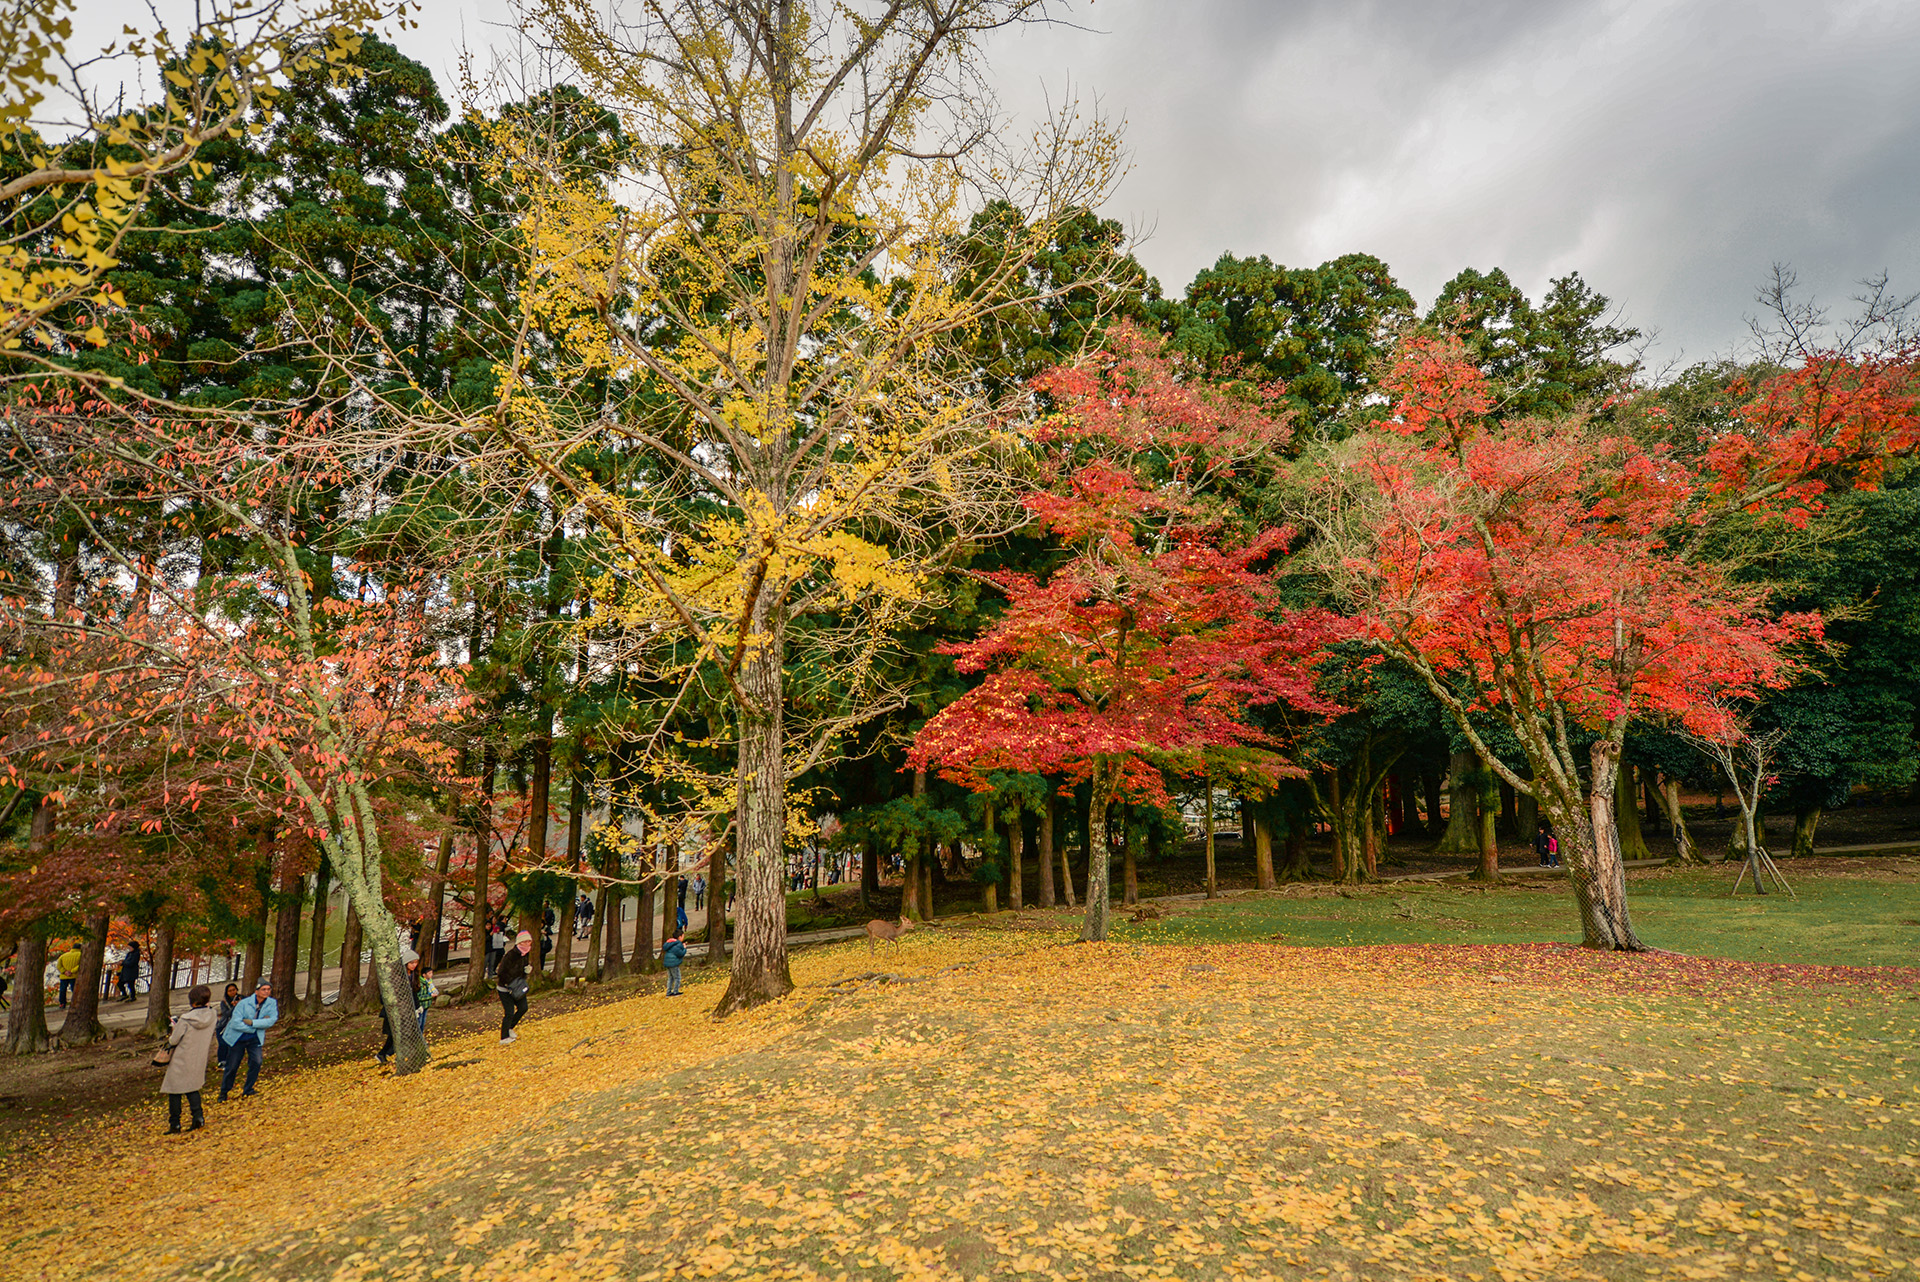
[1318,333,1917,949]
[910,326,1343,940]
[1,395,469,1069]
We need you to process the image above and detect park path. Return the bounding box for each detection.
[59,836,1920,1037]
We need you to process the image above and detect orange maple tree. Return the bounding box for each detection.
[1318,333,1919,948]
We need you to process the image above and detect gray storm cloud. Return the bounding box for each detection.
[79,0,1920,364]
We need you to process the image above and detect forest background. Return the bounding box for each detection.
[3,0,1918,1077]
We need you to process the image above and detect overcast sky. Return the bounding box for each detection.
[94,0,1920,366]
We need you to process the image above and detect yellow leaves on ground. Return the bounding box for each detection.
[6,930,1917,1282]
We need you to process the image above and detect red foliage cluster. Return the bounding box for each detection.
[911,325,1345,803]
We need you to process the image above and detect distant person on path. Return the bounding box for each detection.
[692,877,705,911]
[574,894,594,939]
[56,943,80,1008]
[117,940,140,1001]
[213,982,241,1076]
[218,978,279,1100]
[661,930,686,996]
[161,984,218,1133]
[496,930,533,1045]
[1534,820,1560,868]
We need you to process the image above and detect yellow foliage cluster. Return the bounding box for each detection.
[0,0,403,359]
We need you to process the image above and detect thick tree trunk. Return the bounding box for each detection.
[1079,762,1115,941]
[338,902,364,1009]
[601,838,628,980]
[1365,784,1384,877]
[419,826,454,973]
[716,618,792,1015]
[1253,814,1276,889]
[1421,772,1444,837]
[1573,742,1647,950]
[464,745,496,998]
[303,861,331,1016]
[1730,803,1766,860]
[1280,827,1310,880]
[242,849,271,991]
[861,838,877,910]
[704,837,728,968]
[1471,766,1500,882]
[1435,751,1479,853]
[1049,791,1072,907]
[1614,766,1654,861]
[901,851,922,920]
[1008,812,1024,911]
[268,859,303,1022]
[1499,780,1518,837]
[1656,777,1703,864]
[141,919,176,1038]
[586,881,608,983]
[1517,784,1539,850]
[59,912,110,1045]
[1203,786,1217,899]
[920,853,933,921]
[635,847,658,974]
[5,932,51,1054]
[1121,822,1139,907]
[1791,805,1822,859]
[523,728,553,948]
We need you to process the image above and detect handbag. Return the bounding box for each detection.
[505,977,530,999]
[150,1045,173,1068]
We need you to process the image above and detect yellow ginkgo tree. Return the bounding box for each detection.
[0,0,407,368]
[455,0,1127,1014]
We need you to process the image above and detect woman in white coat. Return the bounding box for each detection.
[160,984,218,1133]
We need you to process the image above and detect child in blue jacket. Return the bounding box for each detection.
[661,931,687,996]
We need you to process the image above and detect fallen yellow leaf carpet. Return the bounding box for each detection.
[6,930,1917,1282]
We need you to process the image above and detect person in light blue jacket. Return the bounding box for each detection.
[218,978,279,1100]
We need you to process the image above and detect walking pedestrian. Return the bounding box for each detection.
[675,900,688,934]
[574,894,594,939]
[55,942,80,1008]
[496,930,533,1045]
[377,953,424,1066]
[217,978,279,1100]
[118,939,140,1002]
[692,876,705,911]
[160,984,218,1133]
[1534,820,1554,868]
[661,930,686,996]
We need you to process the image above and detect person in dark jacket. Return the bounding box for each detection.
[161,984,219,1133]
[661,930,687,996]
[1534,820,1556,867]
[213,982,241,1076]
[496,930,533,1044]
[117,940,140,1001]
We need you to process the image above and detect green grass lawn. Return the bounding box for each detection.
[1115,857,1920,969]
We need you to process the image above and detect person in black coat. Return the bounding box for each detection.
[495,930,533,1044]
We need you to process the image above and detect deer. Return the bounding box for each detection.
[864,916,914,953]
